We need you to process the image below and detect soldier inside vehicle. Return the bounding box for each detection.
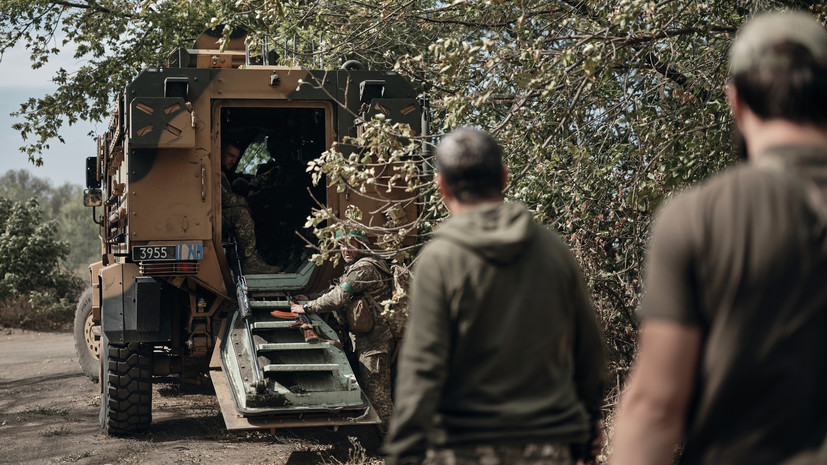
[220,105,328,274]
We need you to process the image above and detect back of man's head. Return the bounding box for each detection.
[730,11,827,126]
[436,128,504,203]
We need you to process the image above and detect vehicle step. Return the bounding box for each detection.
[249,301,291,309]
[251,321,320,330]
[263,364,339,372]
[257,342,326,351]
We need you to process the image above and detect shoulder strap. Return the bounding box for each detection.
[356,256,392,277]
[356,257,395,317]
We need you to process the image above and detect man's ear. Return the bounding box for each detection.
[501,167,508,193]
[436,173,452,201]
[727,82,744,124]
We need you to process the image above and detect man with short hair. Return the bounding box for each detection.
[611,11,827,465]
[288,231,396,431]
[220,141,278,274]
[384,128,607,465]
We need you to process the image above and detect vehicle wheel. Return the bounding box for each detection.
[73,287,100,382]
[99,331,153,435]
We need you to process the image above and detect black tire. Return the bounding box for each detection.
[99,331,153,435]
[73,287,100,382]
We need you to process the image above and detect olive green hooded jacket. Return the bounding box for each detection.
[384,202,607,464]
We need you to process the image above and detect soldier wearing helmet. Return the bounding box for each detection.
[288,231,395,432]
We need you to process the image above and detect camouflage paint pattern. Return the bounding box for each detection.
[84,27,423,430]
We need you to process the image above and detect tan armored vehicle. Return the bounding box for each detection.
[74,28,423,435]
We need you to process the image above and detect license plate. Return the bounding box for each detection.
[132,243,204,261]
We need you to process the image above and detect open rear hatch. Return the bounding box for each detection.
[210,100,385,430]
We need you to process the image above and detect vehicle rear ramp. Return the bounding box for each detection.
[209,271,380,430]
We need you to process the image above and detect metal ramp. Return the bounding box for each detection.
[209,274,379,430]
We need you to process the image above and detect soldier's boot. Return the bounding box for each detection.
[231,208,280,274]
[242,252,280,275]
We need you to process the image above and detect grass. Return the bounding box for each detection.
[0,293,77,331]
[41,425,72,437]
[54,451,93,463]
[15,405,70,422]
[321,436,384,465]
[29,406,69,417]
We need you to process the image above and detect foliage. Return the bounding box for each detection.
[304,117,431,265]
[221,0,827,398]
[0,170,99,277]
[237,141,272,174]
[0,195,83,329]
[0,0,231,165]
[6,0,827,395]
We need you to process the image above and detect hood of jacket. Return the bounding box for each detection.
[434,201,536,265]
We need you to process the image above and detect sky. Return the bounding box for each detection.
[0,41,100,188]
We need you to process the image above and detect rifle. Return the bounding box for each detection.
[271,306,320,344]
[236,276,267,393]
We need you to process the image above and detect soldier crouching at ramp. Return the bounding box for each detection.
[286,231,396,433]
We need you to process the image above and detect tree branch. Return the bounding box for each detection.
[47,0,134,18]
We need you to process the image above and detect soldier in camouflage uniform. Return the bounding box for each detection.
[288,231,395,432]
[427,443,576,465]
[220,141,279,274]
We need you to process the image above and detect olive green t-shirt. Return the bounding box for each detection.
[641,146,827,465]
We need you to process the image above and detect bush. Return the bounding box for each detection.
[0,197,82,330]
[0,293,78,331]
[0,170,99,278]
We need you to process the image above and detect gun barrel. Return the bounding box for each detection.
[236,276,266,393]
[236,277,253,320]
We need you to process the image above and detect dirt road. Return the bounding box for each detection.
[0,329,382,465]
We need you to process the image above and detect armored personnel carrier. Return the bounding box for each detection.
[74,28,423,435]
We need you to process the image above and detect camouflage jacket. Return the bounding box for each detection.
[222,168,279,206]
[306,256,394,351]
[221,171,247,208]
